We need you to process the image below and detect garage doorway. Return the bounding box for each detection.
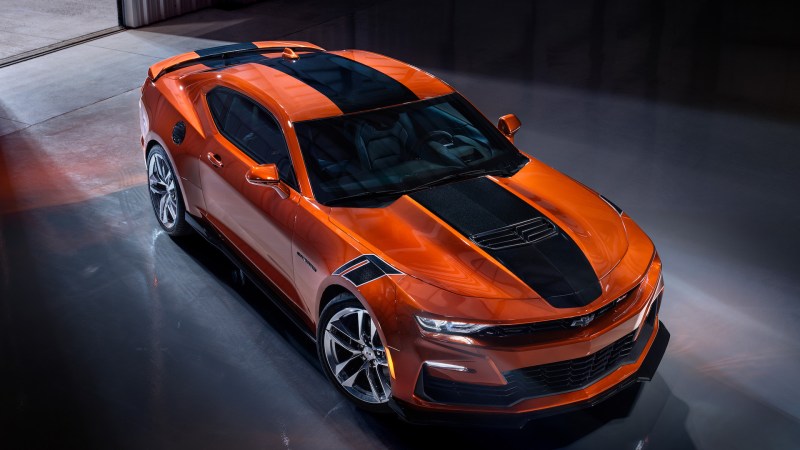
[0,0,121,67]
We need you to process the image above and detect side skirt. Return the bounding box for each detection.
[185,213,316,342]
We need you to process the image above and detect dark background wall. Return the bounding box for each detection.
[190,0,800,117]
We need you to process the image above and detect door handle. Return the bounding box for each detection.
[207,152,223,168]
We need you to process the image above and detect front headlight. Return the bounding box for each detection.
[415,316,490,334]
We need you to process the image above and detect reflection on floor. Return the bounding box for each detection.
[1,1,799,449]
[0,0,118,61]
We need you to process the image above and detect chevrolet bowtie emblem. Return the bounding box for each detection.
[570,314,596,328]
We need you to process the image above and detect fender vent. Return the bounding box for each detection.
[470,217,557,250]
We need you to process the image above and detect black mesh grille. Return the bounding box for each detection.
[470,218,557,250]
[420,330,639,407]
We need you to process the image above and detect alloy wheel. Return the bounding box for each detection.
[322,306,392,404]
[148,152,179,229]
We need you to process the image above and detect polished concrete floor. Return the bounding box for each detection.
[0,0,118,60]
[1,1,799,449]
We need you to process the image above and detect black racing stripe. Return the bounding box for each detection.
[410,177,602,308]
[256,53,418,113]
[195,42,258,57]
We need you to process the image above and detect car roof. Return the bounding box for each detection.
[159,43,454,122]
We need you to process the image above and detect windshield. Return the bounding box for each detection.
[294,93,528,206]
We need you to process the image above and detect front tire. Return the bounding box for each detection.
[317,294,392,413]
[147,145,190,236]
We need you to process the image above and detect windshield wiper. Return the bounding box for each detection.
[325,188,407,206]
[405,167,514,193]
[326,163,524,206]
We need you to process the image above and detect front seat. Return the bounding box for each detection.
[355,120,410,170]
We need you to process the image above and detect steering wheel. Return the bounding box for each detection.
[411,130,454,158]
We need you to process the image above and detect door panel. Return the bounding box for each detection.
[198,87,304,313]
[199,135,304,312]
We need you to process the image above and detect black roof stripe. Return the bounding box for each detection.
[193,50,419,114]
[256,53,418,113]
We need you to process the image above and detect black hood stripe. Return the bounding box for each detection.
[410,177,602,308]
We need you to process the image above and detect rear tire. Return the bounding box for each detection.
[317,293,393,413]
[147,145,191,237]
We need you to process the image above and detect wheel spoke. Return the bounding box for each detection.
[357,310,367,342]
[330,321,361,347]
[167,199,177,220]
[157,157,167,181]
[159,195,170,224]
[365,365,381,401]
[341,360,369,387]
[326,328,361,354]
[148,173,165,192]
[375,366,391,396]
[333,354,360,377]
[154,157,162,180]
[149,184,166,195]
[370,319,377,345]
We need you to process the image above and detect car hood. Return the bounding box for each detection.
[328,159,629,306]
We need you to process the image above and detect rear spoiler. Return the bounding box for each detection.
[147,41,325,82]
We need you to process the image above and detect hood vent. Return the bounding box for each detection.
[470,217,557,250]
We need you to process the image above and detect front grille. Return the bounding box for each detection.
[469,217,557,250]
[476,287,636,338]
[420,330,639,407]
[506,332,636,397]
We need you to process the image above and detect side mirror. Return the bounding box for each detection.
[245,163,288,199]
[498,114,521,143]
[246,163,279,185]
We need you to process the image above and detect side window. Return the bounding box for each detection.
[206,87,299,191]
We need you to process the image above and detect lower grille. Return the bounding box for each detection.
[420,330,641,407]
[505,332,636,397]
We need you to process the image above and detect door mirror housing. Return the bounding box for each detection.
[245,164,289,199]
[246,163,280,185]
[497,114,521,142]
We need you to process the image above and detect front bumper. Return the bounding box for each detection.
[386,254,665,421]
[389,319,669,428]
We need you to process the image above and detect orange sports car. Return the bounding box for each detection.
[139,41,669,426]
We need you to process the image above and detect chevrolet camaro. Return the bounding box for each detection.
[139,41,669,426]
